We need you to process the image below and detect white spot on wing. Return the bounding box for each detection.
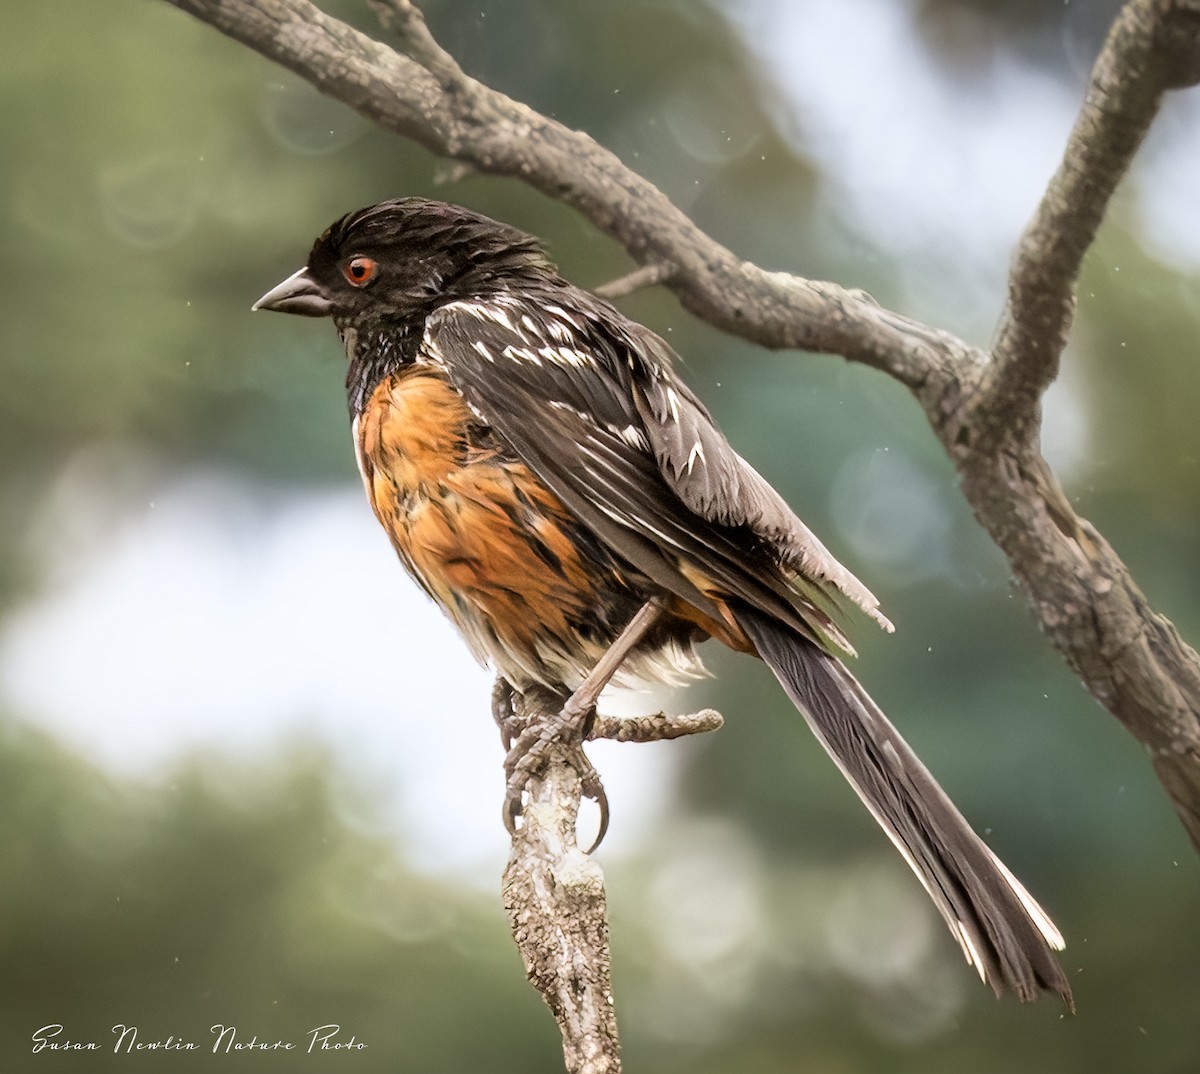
[546,320,571,343]
[451,301,489,322]
[554,346,595,369]
[547,399,590,421]
[503,345,542,366]
[420,331,444,366]
[544,304,583,330]
[664,386,682,423]
[463,398,489,423]
[614,424,649,450]
[485,306,516,332]
[446,299,518,333]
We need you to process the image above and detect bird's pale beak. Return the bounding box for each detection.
[252,267,333,317]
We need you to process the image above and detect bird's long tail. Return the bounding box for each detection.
[731,601,1073,1009]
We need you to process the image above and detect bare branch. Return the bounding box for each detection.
[988,0,1200,437]
[590,707,724,743]
[162,0,967,397]
[502,690,620,1074]
[367,0,465,89]
[593,262,676,300]
[945,0,1200,846]
[953,449,1200,846]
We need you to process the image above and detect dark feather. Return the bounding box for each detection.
[625,326,891,631]
[732,600,1073,1008]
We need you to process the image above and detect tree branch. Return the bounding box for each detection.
[590,707,724,743]
[162,0,970,399]
[501,689,620,1074]
[945,0,1200,846]
[987,0,1200,440]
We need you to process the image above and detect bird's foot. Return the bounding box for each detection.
[501,689,609,852]
[498,601,667,850]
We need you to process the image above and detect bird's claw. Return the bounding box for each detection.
[579,767,610,853]
[501,696,609,851]
[491,678,523,751]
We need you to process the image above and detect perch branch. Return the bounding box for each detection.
[501,688,620,1074]
[590,707,724,743]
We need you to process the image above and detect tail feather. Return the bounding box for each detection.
[732,602,1073,1009]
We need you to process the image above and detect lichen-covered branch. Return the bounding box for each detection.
[488,681,720,1071]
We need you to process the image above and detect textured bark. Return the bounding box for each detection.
[162,0,1200,1063]
[501,690,620,1074]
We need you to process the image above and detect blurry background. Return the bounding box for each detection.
[2,0,1198,1071]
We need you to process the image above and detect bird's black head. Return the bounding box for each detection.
[254,197,559,331]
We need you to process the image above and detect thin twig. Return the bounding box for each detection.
[589,708,724,743]
[593,262,675,300]
[368,0,466,89]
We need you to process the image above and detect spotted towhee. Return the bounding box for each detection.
[254,197,1071,1007]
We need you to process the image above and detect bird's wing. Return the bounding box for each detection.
[423,292,877,653]
[621,321,892,633]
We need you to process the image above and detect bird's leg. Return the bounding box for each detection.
[503,598,667,848]
[563,597,668,724]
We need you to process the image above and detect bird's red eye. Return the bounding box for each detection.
[343,256,378,287]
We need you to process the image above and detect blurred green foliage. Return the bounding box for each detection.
[0,723,558,1073]
[1,1,1198,1072]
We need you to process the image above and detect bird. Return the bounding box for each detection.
[253,196,1072,1008]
